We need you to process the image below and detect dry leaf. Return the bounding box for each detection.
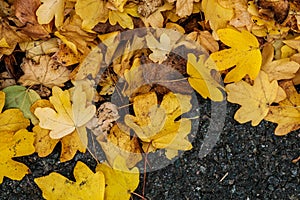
[35,161,105,200]
[19,56,70,88]
[96,156,139,200]
[14,0,49,39]
[201,0,233,35]
[265,81,300,136]
[87,102,119,137]
[98,123,142,168]
[187,53,224,101]
[75,0,108,31]
[210,28,262,83]
[226,71,285,126]
[125,92,193,159]
[34,85,96,139]
[175,0,194,18]
[36,0,65,28]
[186,31,219,53]
[0,129,35,184]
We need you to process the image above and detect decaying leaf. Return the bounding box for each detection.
[35,161,105,200]
[125,92,193,159]
[18,56,71,88]
[265,81,300,135]
[226,71,286,126]
[187,53,224,101]
[2,85,41,125]
[19,38,59,61]
[96,156,139,200]
[98,123,142,168]
[87,102,119,137]
[14,0,50,39]
[186,30,219,53]
[0,129,35,184]
[261,44,300,81]
[175,0,194,18]
[210,28,262,83]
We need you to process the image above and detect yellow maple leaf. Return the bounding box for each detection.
[187,53,224,101]
[0,91,30,132]
[32,89,93,162]
[36,0,65,28]
[0,129,35,183]
[108,3,138,29]
[18,55,70,88]
[34,85,96,139]
[201,0,233,34]
[265,81,300,136]
[35,161,105,200]
[125,92,193,159]
[98,123,142,168]
[210,28,262,83]
[226,71,286,126]
[75,0,108,32]
[96,156,139,200]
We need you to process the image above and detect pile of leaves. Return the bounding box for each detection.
[0,0,300,199]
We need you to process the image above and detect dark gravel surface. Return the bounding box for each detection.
[0,99,299,200]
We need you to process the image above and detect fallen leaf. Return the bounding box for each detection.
[226,71,285,126]
[36,0,65,28]
[34,85,96,139]
[2,85,41,125]
[142,2,173,28]
[98,123,142,168]
[210,28,262,83]
[18,56,71,88]
[175,0,194,18]
[0,91,30,132]
[75,0,108,32]
[108,3,139,29]
[19,38,59,61]
[14,0,49,39]
[54,14,97,55]
[262,58,300,81]
[33,125,59,157]
[96,156,139,200]
[186,30,219,53]
[265,81,300,135]
[0,19,30,55]
[0,129,35,183]
[125,92,193,159]
[201,0,233,35]
[35,161,105,200]
[187,53,224,101]
[146,32,171,63]
[87,102,119,137]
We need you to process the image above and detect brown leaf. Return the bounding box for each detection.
[18,55,70,88]
[14,0,50,39]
